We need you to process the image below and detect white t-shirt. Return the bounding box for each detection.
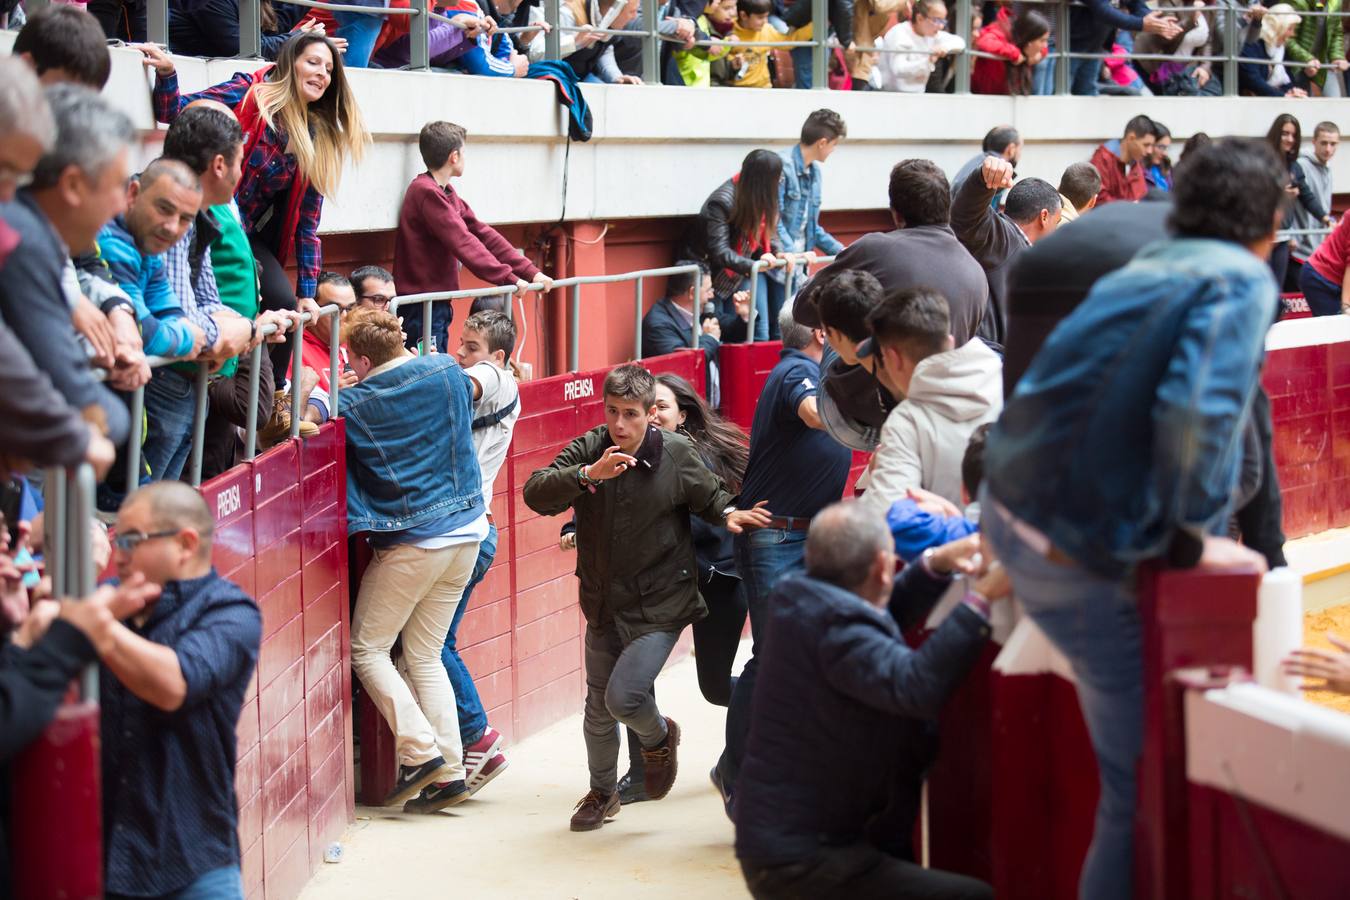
[466,360,521,509]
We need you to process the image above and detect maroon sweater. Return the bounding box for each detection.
[394,172,539,297]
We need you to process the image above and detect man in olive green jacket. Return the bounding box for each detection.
[523,364,769,832]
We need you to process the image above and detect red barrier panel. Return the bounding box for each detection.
[355,351,705,803]
[718,341,784,431]
[199,419,352,900]
[11,700,103,900]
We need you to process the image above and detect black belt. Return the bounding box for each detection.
[763,516,811,532]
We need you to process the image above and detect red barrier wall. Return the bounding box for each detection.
[199,420,353,900]
[357,350,705,804]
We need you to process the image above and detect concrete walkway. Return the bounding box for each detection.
[300,646,752,899]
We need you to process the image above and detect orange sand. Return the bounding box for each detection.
[1301,603,1350,714]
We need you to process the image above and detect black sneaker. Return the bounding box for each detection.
[710,765,734,822]
[617,769,650,805]
[384,756,455,807]
[403,780,470,814]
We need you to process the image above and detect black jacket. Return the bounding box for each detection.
[735,570,991,865]
[169,0,305,60]
[523,424,735,640]
[951,173,1031,353]
[1003,200,1170,395]
[779,0,851,49]
[682,179,784,281]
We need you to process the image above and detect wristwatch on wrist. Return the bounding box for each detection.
[578,465,599,488]
[921,546,949,577]
[721,505,737,520]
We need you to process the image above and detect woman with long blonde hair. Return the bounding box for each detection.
[139,34,369,374]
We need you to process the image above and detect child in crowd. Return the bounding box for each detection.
[670,0,737,86]
[441,0,530,76]
[725,0,812,88]
[887,423,989,561]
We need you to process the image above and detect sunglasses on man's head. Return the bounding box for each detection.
[113,529,179,552]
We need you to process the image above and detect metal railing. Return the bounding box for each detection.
[389,265,704,371]
[43,463,99,699]
[745,253,835,343]
[135,0,1350,96]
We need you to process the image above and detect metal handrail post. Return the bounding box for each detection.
[953,0,972,93]
[691,269,702,350]
[243,342,264,462]
[811,0,828,90]
[503,288,515,323]
[329,311,342,415]
[746,260,763,344]
[634,277,644,359]
[126,385,145,494]
[239,0,262,58]
[188,365,210,487]
[545,0,561,59]
[1223,5,1238,97]
[71,464,98,701]
[568,284,582,371]
[148,0,168,44]
[1054,0,1069,95]
[422,300,433,355]
[290,316,306,439]
[641,0,659,83]
[410,0,430,70]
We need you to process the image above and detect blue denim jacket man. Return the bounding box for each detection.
[774,111,848,291]
[981,137,1283,900]
[340,353,485,536]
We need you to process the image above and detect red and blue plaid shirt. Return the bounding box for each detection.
[153,71,324,298]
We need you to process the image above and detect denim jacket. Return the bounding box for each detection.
[340,354,483,535]
[984,238,1277,579]
[774,145,843,283]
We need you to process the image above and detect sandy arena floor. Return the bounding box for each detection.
[1302,602,1350,715]
[299,645,752,900]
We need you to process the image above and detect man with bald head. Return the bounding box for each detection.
[735,500,1009,899]
[101,481,261,899]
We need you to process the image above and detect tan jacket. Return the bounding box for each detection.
[846,0,908,80]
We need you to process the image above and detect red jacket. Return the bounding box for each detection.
[1090,142,1148,205]
[394,172,540,298]
[972,10,1019,95]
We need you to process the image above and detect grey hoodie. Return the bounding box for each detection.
[1293,154,1333,260]
[860,337,1003,515]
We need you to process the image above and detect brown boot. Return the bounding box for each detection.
[569,789,620,832]
[640,717,681,800]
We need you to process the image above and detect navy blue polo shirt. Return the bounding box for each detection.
[101,569,261,896]
[739,348,852,519]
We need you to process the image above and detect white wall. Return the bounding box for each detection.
[7,34,1350,233]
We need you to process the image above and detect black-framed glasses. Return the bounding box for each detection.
[360,294,394,308]
[113,529,179,552]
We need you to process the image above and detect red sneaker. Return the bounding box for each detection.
[463,727,503,785]
[467,752,509,796]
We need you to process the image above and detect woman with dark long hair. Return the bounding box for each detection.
[598,374,750,804]
[972,8,1049,95]
[1266,112,1328,288]
[142,33,369,376]
[684,149,788,341]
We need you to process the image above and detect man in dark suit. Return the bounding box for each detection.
[642,261,749,405]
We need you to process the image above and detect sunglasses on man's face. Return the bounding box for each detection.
[113,529,179,553]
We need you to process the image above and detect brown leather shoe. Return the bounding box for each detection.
[569,789,620,832]
[640,717,681,800]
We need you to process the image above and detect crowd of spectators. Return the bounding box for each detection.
[12,0,1350,94]
[5,4,1350,900]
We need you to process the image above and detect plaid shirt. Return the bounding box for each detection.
[162,213,223,350]
[153,71,324,298]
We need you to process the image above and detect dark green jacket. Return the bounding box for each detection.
[523,424,735,640]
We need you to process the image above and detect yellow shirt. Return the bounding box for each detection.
[730,22,814,88]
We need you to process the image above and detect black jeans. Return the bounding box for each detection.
[248,236,300,381]
[1235,387,1287,569]
[88,0,146,41]
[740,844,992,900]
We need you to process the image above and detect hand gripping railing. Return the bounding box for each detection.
[389,280,535,359]
[744,253,835,344]
[242,304,344,459]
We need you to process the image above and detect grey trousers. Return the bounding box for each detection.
[583,622,681,792]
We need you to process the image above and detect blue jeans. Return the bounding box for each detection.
[981,496,1142,900]
[142,367,197,483]
[1300,260,1341,316]
[440,522,495,745]
[744,272,785,342]
[717,528,807,788]
[791,46,812,89]
[335,11,385,68]
[1032,40,1056,94]
[1070,56,1100,95]
[108,866,243,900]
